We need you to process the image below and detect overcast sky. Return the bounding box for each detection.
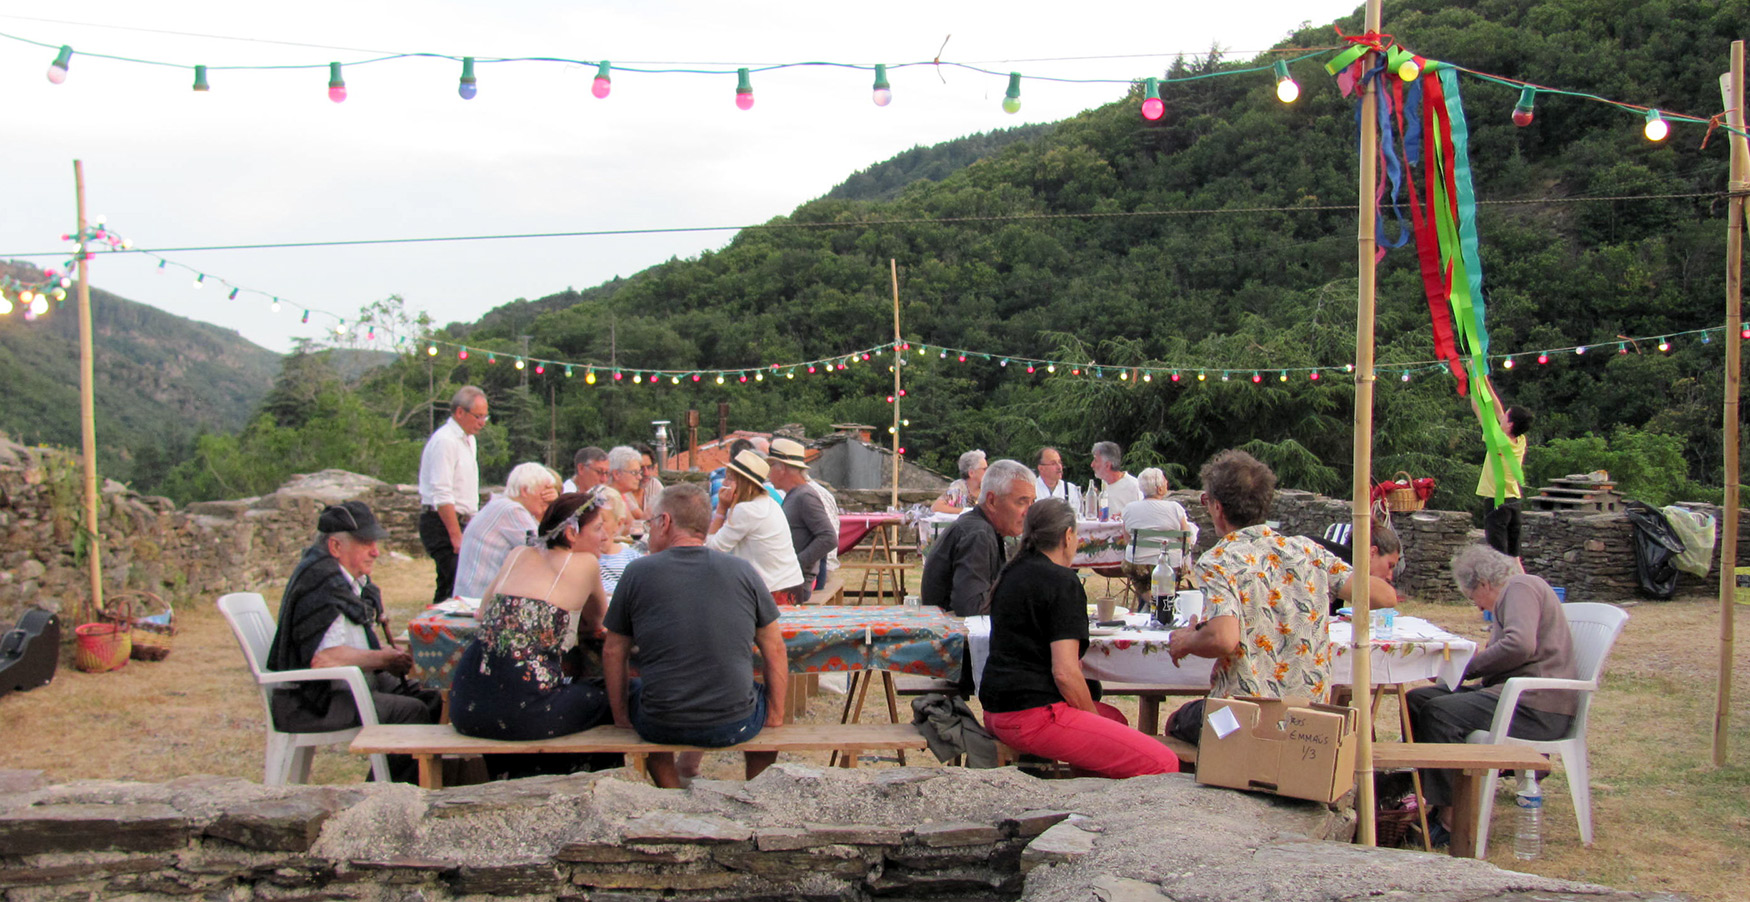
[0,1,1360,354]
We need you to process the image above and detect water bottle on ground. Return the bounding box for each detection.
[1514,773,1543,860]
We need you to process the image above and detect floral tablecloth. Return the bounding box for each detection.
[837,512,904,556]
[916,513,1127,568]
[965,613,1473,693]
[408,603,965,689]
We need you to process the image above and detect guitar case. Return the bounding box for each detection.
[0,608,60,698]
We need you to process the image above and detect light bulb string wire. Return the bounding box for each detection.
[0,189,1727,260]
[9,234,1725,382]
[911,324,1725,380]
[5,234,1724,382]
[7,21,1745,140]
[0,28,1333,85]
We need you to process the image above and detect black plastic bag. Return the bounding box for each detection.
[1624,500,1685,600]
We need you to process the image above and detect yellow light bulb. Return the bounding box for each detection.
[1276,78,1299,103]
[1397,60,1420,81]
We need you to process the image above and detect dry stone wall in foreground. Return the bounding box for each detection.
[0,765,1683,902]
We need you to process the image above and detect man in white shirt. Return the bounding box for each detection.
[266,501,440,782]
[418,386,487,601]
[1032,446,1083,512]
[1092,441,1143,517]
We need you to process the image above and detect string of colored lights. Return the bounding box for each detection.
[7,232,1725,385]
[4,24,1743,141]
[894,326,1728,387]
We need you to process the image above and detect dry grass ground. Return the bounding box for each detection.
[1,557,1745,900]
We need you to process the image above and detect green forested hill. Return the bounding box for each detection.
[0,262,282,487]
[162,0,1750,509]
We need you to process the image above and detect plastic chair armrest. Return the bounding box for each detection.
[1485,677,1597,738]
[256,665,382,727]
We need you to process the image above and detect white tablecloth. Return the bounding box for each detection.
[966,613,1474,693]
[916,513,1128,567]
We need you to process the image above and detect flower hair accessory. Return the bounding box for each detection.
[526,493,600,546]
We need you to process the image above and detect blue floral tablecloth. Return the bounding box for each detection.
[408,603,965,689]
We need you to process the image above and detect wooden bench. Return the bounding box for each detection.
[351,722,931,790]
[810,573,847,605]
[1373,741,1551,858]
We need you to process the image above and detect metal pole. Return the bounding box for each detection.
[1715,39,1746,768]
[890,258,902,508]
[1349,0,1384,846]
[72,160,104,625]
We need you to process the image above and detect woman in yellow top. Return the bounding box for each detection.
[1471,376,1534,558]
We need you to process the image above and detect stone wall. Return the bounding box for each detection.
[0,765,1667,902]
[0,435,424,625]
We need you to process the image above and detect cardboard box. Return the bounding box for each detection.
[1194,696,1358,803]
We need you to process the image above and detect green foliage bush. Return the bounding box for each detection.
[1527,425,1709,508]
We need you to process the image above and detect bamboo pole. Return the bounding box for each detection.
[891,258,902,510]
[1349,0,1384,846]
[72,160,104,625]
[1715,40,1745,768]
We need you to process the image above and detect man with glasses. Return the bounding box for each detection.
[418,386,488,601]
[635,442,664,528]
[1032,447,1083,513]
[562,446,611,494]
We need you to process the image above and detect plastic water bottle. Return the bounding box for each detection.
[1514,774,1543,860]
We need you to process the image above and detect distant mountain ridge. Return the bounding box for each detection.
[0,260,282,485]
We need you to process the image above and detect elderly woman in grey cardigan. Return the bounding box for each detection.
[1407,544,1578,839]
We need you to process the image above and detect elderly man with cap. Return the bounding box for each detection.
[767,439,836,603]
[267,501,441,782]
[707,449,806,603]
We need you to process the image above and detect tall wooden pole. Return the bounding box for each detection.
[890,259,903,509]
[1349,0,1384,846]
[72,160,104,624]
[1715,40,1745,768]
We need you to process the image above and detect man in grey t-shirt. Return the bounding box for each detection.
[604,482,788,788]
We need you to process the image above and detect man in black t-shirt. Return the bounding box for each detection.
[604,483,789,788]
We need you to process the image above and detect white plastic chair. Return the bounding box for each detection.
[217,592,390,784]
[1466,601,1629,856]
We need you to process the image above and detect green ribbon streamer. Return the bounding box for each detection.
[1324,43,1370,75]
[1428,67,1520,502]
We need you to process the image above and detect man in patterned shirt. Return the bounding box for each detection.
[1165,450,1387,745]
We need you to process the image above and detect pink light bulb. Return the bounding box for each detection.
[1141,97,1164,120]
[592,77,611,99]
[329,84,347,103]
[736,92,754,111]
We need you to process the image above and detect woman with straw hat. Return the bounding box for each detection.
[707,449,807,603]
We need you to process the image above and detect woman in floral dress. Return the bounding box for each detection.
[449,492,614,769]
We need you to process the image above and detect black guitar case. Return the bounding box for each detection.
[0,608,60,698]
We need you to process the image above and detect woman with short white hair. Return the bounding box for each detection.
[1119,468,1199,602]
[453,462,561,598]
[931,450,988,513]
[1406,544,1578,845]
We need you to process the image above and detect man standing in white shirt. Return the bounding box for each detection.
[418,386,488,601]
[1091,441,1142,517]
[1032,447,1083,512]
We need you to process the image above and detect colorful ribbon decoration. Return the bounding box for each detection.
[1330,42,1523,502]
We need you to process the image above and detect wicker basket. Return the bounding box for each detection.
[1382,470,1426,512]
[101,591,176,662]
[73,621,131,673]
